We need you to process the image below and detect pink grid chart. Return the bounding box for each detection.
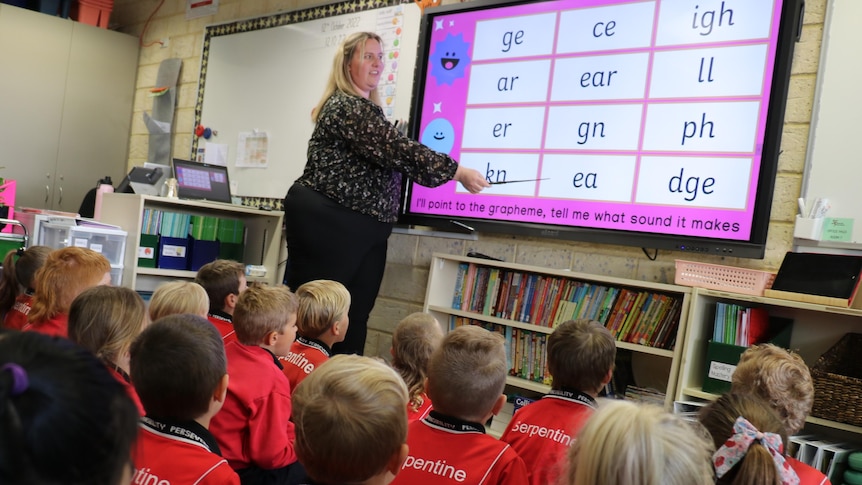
[409,0,784,240]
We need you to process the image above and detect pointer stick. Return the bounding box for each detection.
[489,178,549,185]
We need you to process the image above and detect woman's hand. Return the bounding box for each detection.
[454,166,492,194]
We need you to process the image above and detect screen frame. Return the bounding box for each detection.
[171,158,233,203]
[399,0,804,259]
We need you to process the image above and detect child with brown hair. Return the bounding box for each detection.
[209,284,304,485]
[293,354,410,485]
[731,343,828,484]
[700,393,799,485]
[195,259,247,344]
[281,279,350,391]
[391,325,528,485]
[147,280,209,321]
[68,285,148,415]
[500,318,616,485]
[0,245,51,329]
[130,314,240,484]
[23,247,111,337]
[390,312,443,422]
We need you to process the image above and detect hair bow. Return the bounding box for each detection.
[713,416,799,485]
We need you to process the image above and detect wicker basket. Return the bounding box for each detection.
[674,260,775,296]
[810,333,862,427]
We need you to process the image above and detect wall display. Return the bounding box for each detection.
[401,0,804,258]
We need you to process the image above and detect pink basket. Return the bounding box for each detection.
[674,260,775,296]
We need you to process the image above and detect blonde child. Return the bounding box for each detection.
[195,259,248,344]
[293,355,410,485]
[24,247,111,337]
[280,279,350,391]
[391,325,528,485]
[130,314,240,484]
[0,245,51,329]
[147,280,209,321]
[390,312,443,422]
[68,285,148,415]
[500,318,616,485]
[700,393,798,485]
[209,284,303,484]
[731,344,829,484]
[566,399,714,485]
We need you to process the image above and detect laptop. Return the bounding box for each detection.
[172,158,233,203]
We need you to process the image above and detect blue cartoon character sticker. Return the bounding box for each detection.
[421,118,456,155]
[430,33,470,86]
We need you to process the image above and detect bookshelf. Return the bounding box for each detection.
[676,287,862,439]
[424,253,693,409]
[99,193,283,292]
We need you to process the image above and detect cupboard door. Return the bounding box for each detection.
[0,5,69,210]
[55,22,138,212]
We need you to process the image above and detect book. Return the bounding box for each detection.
[452,263,468,308]
[483,268,500,315]
[747,307,770,345]
[618,291,648,341]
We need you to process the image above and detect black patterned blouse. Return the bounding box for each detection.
[295,91,458,223]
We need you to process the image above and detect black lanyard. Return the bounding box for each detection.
[296,335,332,357]
[141,416,222,455]
[425,411,486,433]
[547,388,597,408]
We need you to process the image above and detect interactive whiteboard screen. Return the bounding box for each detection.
[402,0,803,258]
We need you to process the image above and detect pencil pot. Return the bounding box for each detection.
[810,333,862,426]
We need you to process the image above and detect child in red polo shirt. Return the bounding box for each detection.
[391,325,528,485]
[293,355,410,485]
[195,259,247,345]
[68,285,149,416]
[130,314,240,485]
[390,312,443,423]
[1,245,50,329]
[148,280,209,321]
[23,247,111,337]
[732,344,831,485]
[209,284,304,485]
[500,318,616,485]
[280,279,350,391]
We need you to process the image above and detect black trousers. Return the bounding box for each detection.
[283,183,393,355]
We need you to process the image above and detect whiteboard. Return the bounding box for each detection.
[194,1,421,199]
[799,0,862,250]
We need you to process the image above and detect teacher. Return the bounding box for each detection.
[283,32,489,355]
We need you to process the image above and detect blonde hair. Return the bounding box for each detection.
[392,312,443,412]
[699,393,787,485]
[311,32,383,122]
[548,319,616,393]
[296,279,351,338]
[426,325,507,423]
[731,344,813,434]
[148,281,209,321]
[294,354,408,484]
[567,399,714,485]
[29,247,111,323]
[68,286,147,364]
[234,284,298,345]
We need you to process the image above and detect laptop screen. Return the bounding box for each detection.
[172,159,232,203]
